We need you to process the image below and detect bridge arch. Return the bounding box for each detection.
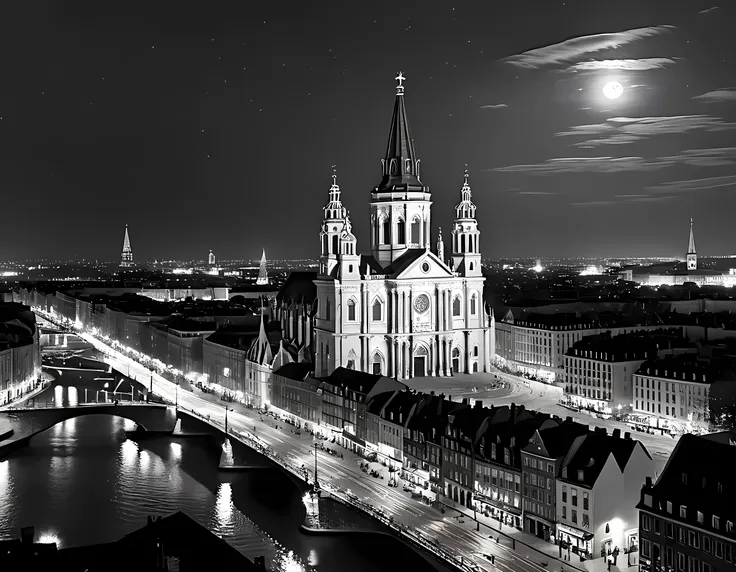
[0,404,178,457]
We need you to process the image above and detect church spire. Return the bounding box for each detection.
[686,218,697,271]
[375,72,423,192]
[120,224,133,268]
[436,227,445,263]
[256,249,269,285]
[451,167,482,277]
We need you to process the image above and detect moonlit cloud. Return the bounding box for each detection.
[566,58,675,72]
[646,174,736,193]
[692,88,736,103]
[517,191,558,195]
[571,195,677,207]
[697,6,719,15]
[480,103,508,109]
[490,147,736,174]
[556,115,736,147]
[502,25,675,69]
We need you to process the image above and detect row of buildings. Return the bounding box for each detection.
[0,302,42,406]
[267,363,653,561]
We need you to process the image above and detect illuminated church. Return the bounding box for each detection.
[313,74,493,380]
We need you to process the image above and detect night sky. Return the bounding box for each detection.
[2,0,734,261]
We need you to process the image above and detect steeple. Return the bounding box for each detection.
[208,250,216,266]
[370,74,432,267]
[686,218,697,271]
[256,250,269,285]
[120,224,134,268]
[375,72,424,193]
[320,167,353,278]
[247,313,273,365]
[451,167,482,277]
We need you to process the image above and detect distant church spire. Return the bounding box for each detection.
[686,218,697,271]
[120,224,134,268]
[256,249,269,285]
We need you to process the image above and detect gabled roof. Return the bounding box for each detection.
[323,366,383,395]
[523,421,589,459]
[273,361,311,381]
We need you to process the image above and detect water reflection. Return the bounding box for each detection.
[68,386,78,407]
[278,549,306,572]
[54,385,64,408]
[139,449,150,471]
[215,482,234,532]
[221,438,234,466]
[308,549,318,567]
[169,442,182,462]
[0,460,11,502]
[120,439,138,470]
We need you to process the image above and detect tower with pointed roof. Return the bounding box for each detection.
[120,225,134,268]
[436,227,445,264]
[370,72,432,266]
[686,218,697,271]
[208,250,216,266]
[451,168,482,278]
[256,249,269,285]
[312,74,491,380]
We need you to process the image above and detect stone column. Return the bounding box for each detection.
[429,339,435,376]
[394,338,400,379]
[465,330,471,374]
[409,337,415,378]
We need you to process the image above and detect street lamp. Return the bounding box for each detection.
[175,382,179,410]
[313,441,320,491]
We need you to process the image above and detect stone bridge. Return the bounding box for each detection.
[0,404,178,458]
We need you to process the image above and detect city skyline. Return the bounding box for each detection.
[2,1,734,261]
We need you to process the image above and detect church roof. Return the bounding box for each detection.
[277,271,317,303]
[373,74,425,193]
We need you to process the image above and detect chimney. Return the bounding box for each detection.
[462,397,469,405]
[612,428,621,438]
[624,432,631,440]
[20,526,34,545]
[645,476,653,488]
[566,416,573,423]
[474,400,483,409]
[430,390,435,396]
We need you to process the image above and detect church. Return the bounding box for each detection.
[313,74,493,380]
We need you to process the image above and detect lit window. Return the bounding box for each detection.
[372,299,382,321]
[347,299,356,321]
[223,367,231,378]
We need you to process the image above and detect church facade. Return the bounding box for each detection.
[313,74,493,380]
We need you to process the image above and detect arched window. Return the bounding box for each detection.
[372,299,383,321]
[322,235,328,255]
[372,353,383,375]
[474,345,479,357]
[332,235,338,254]
[410,217,421,244]
[469,262,474,271]
[471,294,477,315]
[452,295,461,316]
[382,218,391,244]
[397,219,406,245]
[460,235,466,253]
[347,299,356,321]
[325,298,331,321]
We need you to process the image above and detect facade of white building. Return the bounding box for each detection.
[555,429,654,560]
[313,75,492,380]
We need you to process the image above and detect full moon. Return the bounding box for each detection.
[602,81,624,100]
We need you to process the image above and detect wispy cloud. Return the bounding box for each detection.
[490,147,736,174]
[566,58,675,72]
[517,191,557,195]
[502,26,675,69]
[571,195,676,207]
[646,174,736,193]
[480,103,508,109]
[615,194,648,198]
[692,88,736,103]
[697,6,719,15]
[556,115,736,147]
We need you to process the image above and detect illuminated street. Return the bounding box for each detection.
[66,325,612,572]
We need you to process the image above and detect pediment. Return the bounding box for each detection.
[392,250,455,280]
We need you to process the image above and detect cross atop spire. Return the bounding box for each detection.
[395,71,406,94]
[332,164,337,186]
[456,167,476,219]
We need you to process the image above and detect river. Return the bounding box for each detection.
[0,414,450,572]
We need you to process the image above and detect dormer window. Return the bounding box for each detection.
[697,511,704,524]
[666,501,673,514]
[578,470,584,481]
[713,516,720,530]
[682,472,687,485]
[680,506,687,518]
[727,521,733,533]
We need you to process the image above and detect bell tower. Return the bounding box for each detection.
[451,168,482,277]
[686,218,697,271]
[370,73,432,267]
[319,168,349,278]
